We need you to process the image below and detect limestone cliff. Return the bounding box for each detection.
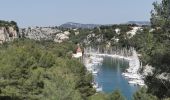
[19,27,70,43]
[0,26,18,44]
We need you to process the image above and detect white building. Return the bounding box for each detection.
[115,28,121,34]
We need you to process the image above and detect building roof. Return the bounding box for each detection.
[76,47,82,53]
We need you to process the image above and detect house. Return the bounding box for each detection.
[72,45,83,58]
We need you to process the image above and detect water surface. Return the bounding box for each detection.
[94,57,139,100]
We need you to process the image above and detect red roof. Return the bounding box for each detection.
[76,47,82,53]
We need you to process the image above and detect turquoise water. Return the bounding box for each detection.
[94,57,139,100]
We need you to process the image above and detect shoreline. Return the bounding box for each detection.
[83,54,104,92]
[83,50,145,90]
[84,53,131,61]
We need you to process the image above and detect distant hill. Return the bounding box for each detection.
[59,22,101,29]
[127,21,150,26]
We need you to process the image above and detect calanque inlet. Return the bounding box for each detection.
[0,19,168,100]
[0,0,170,99]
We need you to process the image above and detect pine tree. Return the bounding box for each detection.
[151,0,170,38]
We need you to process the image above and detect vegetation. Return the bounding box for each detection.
[68,24,137,48]
[109,90,125,100]
[129,0,170,99]
[0,38,128,100]
[63,12,170,99]
[0,20,19,32]
[89,90,125,100]
[133,87,158,100]
[0,20,129,100]
[69,28,91,45]
[92,24,134,47]
[94,25,133,47]
[0,39,95,100]
[1,0,170,99]
[70,0,170,99]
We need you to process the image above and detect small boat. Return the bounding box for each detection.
[95,58,103,62]
[136,80,145,86]
[96,86,102,92]
[92,61,102,65]
[92,70,98,74]
[128,80,137,84]
[138,83,145,86]
[122,73,132,78]
[128,74,140,79]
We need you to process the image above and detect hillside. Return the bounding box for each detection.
[127,21,150,26]
[0,39,95,100]
[0,2,170,98]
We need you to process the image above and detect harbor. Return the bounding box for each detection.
[83,47,145,99]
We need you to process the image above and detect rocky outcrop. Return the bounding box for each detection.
[19,27,59,40]
[54,33,69,43]
[126,27,143,38]
[0,27,18,44]
[142,65,154,76]
[19,27,70,43]
[142,65,170,81]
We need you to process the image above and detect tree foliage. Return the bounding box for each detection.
[0,20,19,32]
[109,90,125,100]
[129,0,170,99]
[0,39,94,100]
[89,90,125,100]
[133,87,158,100]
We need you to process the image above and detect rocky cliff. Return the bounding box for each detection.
[0,26,71,44]
[0,26,18,44]
[19,27,70,43]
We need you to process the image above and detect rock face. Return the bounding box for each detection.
[19,27,59,40]
[126,27,142,38]
[0,27,18,44]
[54,33,69,43]
[19,27,70,43]
[142,65,154,76]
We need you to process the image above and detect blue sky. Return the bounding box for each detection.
[0,0,156,27]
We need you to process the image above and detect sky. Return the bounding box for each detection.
[0,0,157,27]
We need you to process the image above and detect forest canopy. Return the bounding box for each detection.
[0,39,95,100]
